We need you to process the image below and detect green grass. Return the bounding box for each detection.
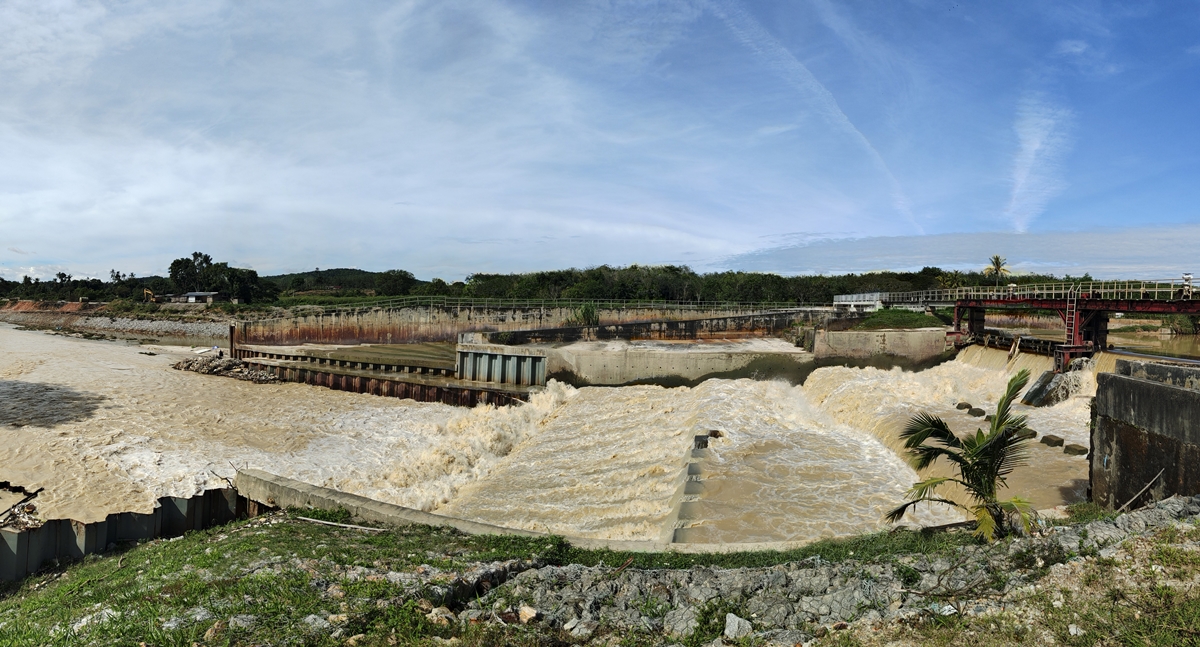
[0,511,984,646]
[853,309,948,331]
[1061,502,1120,525]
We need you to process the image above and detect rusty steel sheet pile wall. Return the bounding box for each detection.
[237,304,785,346]
[1,489,266,582]
[1091,359,1200,510]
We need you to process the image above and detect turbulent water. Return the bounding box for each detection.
[0,325,1094,544]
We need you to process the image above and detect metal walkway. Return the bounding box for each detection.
[835,275,1197,371]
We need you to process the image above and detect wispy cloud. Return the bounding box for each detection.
[7,247,31,255]
[707,0,921,233]
[1005,95,1073,232]
[726,225,1200,279]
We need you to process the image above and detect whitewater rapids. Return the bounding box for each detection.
[0,325,1091,543]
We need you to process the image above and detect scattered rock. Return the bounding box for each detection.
[724,613,752,639]
[1040,434,1065,447]
[518,605,539,624]
[569,619,597,638]
[1069,623,1085,636]
[956,402,972,410]
[188,607,213,623]
[303,614,331,630]
[1063,443,1088,456]
[664,606,700,636]
[328,613,349,624]
[203,620,225,641]
[229,614,257,629]
[72,608,117,632]
[426,607,455,625]
[345,634,367,646]
[172,357,278,384]
[832,621,849,630]
[968,407,986,417]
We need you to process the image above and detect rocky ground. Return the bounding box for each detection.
[172,356,280,383]
[6,498,1200,646]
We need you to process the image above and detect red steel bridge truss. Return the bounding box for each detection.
[834,276,1198,372]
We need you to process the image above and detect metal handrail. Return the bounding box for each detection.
[835,278,1196,306]
[245,295,829,323]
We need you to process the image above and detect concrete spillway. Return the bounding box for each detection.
[2,324,1094,550]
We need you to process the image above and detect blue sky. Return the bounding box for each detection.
[1,0,1198,281]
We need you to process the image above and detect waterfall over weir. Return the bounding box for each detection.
[2,324,1098,547]
[444,346,1097,544]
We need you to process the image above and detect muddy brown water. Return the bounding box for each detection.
[1,325,1095,543]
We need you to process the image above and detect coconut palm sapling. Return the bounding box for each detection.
[886,369,1035,541]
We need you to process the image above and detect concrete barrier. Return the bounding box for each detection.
[1091,360,1200,510]
[233,469,835,555]
[812,328,951,363]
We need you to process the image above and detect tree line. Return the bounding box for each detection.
[0,253,1092,305]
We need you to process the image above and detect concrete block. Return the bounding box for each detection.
[1,529,28,581]
[687,463,703,476]
[1096,373,1200,446]
[968,408,985,417]
[1064,443,1089,456]
[684,481,705,496]
[1041,434,1064,447]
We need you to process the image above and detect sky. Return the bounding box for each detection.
[2,0,1199,282]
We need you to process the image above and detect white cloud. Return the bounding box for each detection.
[1055,39,1089,56]
[726,225,1200,279]
[708,0,921,233]
[1004,95,1073,232]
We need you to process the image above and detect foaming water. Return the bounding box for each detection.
[0,325,568,522]
[445,379,963,541]
[0,325,1107,545]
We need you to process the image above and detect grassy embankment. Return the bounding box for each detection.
[1,503,1157,646]
[852,309,949,331]
[0,508,981,646]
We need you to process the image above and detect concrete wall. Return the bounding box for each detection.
[239,305,786,346]
[812,328,951,362]
[543,342,813,387]
[1091,360,1200,509]
[477,310,836,345]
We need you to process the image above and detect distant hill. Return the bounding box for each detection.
[262,268,383,291]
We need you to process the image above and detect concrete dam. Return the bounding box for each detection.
[2,317,1100,574]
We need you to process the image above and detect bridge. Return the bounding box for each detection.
[835,276,1197,371]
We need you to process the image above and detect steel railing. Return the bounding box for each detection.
[835,278,1196,306]
[245,295,830,323]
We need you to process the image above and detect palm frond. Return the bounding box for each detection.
[906,476,967,501]
[885,497,969,524]
[908,443,968,472]
[991,369,1031,430]
[900,413,961,450]
[998,496,1036,536]
[972,505,998,541]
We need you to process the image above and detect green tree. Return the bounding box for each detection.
[375,269,417,296]
[982,255,1010,287]
[886,369,1035,541]
[937,270,966,289]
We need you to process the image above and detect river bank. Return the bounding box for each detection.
[3,497,1199,646]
